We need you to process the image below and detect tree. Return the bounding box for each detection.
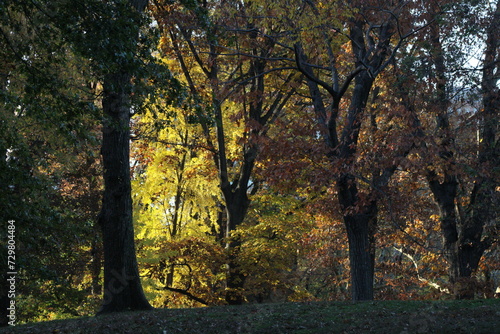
[394,0,499,298]
[95,0,153,313]
[0,0,105,323]
[284,0,423,300]
[56,0,162,314]
[2,0,157,317]
[131,93,226,307]
[151,0,297,304]
[431,0,499,298]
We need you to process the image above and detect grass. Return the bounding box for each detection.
[1,299,499,333]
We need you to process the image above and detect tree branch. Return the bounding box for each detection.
[163,286,209,306]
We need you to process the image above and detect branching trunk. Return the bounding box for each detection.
[425,2,499,298]
[295,9,396,300]
[205,27,285,304]
[336,69,377,300]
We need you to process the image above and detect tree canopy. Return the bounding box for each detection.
[0,0,498,324]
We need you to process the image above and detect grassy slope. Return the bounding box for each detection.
[1,299,499,334]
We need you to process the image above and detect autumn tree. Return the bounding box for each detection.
[151,0,298,304]
[261,0,427,300]
[131,94,226,307]
[391,0,499,298]
[53,0,164,313]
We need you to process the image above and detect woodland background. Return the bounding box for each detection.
[0,0,499,325]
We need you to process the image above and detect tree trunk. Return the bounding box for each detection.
[428,176,460,284]
[428,174,494,299]
[223,189,250,305]
[97,72,152,314]
[297,41,382,301]
[337,69,377,301]
[345,217,376,300]
[96,0,152,315]
[338,174,377,301]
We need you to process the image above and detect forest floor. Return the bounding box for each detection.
[1,299,499,334]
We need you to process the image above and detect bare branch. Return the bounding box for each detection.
[294,43,338,99]
[163,286,209,305]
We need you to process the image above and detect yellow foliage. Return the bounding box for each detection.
[131,91,225,306]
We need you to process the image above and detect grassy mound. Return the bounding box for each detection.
[1,299,499,333]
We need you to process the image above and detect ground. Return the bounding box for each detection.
[1,299,499,333]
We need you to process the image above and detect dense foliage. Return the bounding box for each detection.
[0,0,498,324]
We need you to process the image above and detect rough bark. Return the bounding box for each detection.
[97,0,152,314]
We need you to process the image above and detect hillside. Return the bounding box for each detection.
[1,299,499,334]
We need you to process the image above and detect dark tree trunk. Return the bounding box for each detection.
[338,174,377,301]
[217,143,260,305]
[97,72,152,314]
[211,94,250,304]
[336,69,377,301]
[223,188,250,305]
[428,174,494,299]
[96,0,152,314]
[428,175,460,284]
